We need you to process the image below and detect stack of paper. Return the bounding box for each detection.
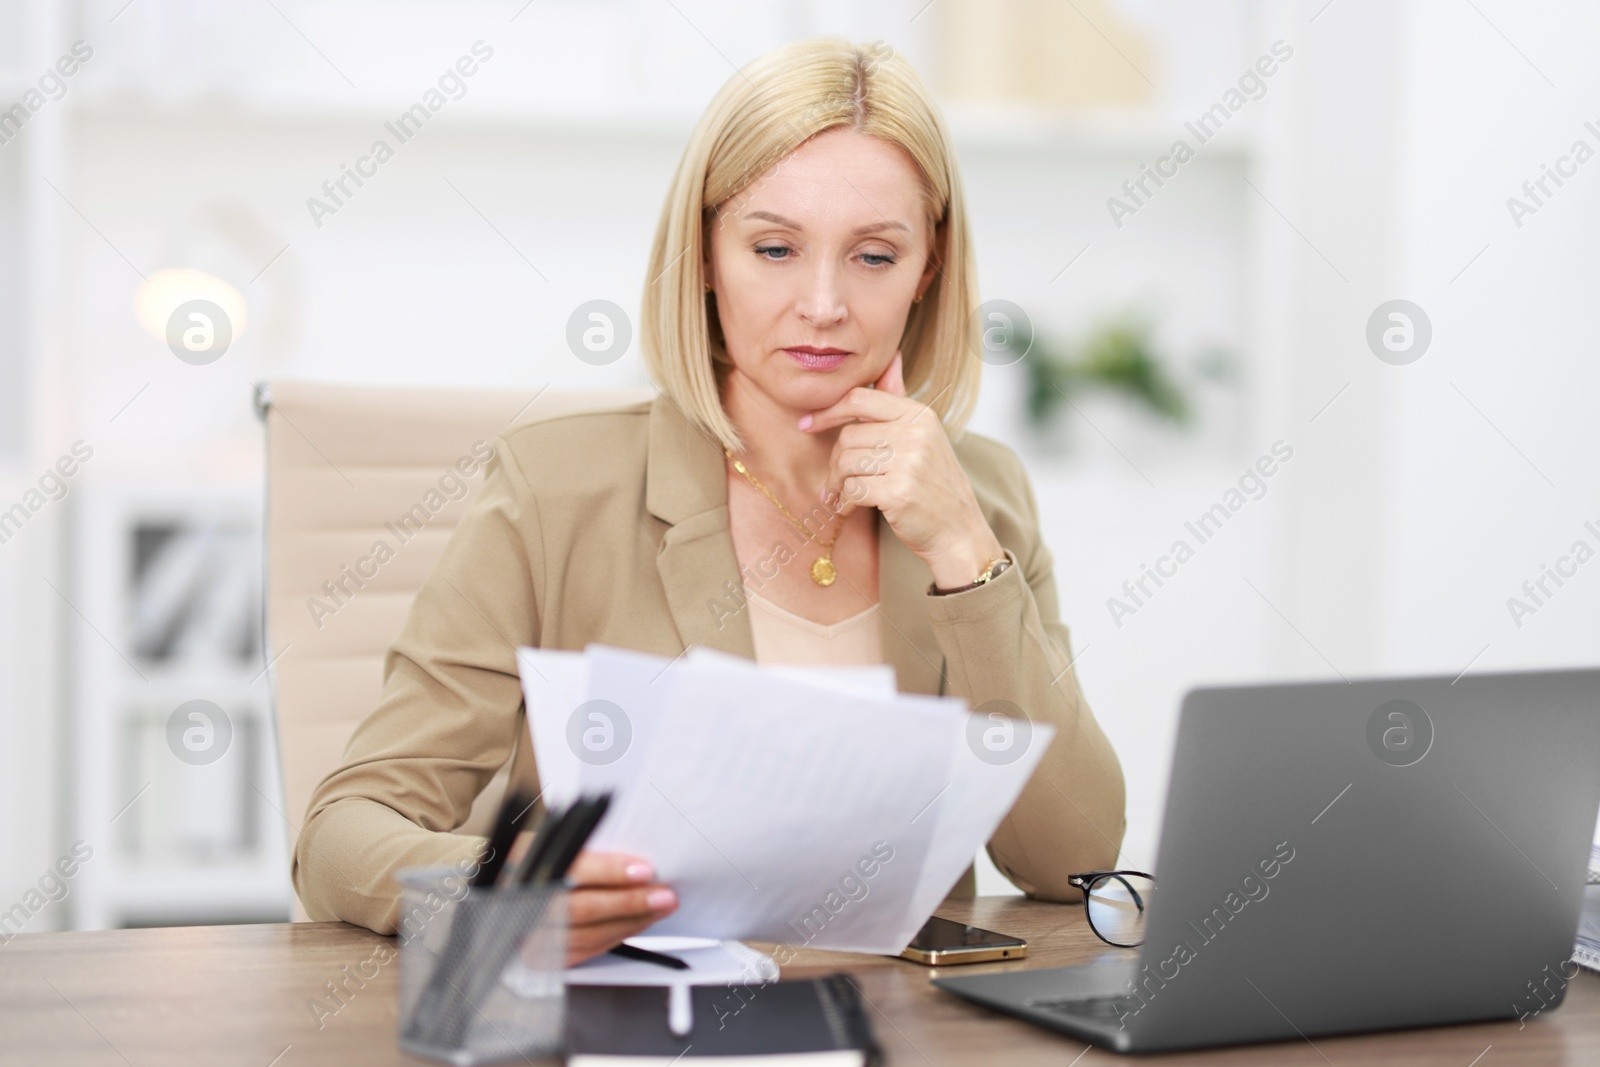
[518,645,1053,954]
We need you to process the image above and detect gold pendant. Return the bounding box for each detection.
[810,556,837,586]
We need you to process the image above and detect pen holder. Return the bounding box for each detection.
[395,868,568,1066]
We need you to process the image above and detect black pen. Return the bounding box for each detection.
[435,790,616,1046]
[538,793,613,884]
[506,800,569,887]
[472,789,534,888]
[405,787,531,1044]
[609,943,690,970]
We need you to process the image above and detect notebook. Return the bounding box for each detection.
[565,973,879,1066]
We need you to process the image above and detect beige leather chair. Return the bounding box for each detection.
[259,380,653,919]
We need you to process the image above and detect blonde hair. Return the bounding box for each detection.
[640,37,981,453]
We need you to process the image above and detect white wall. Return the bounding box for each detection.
[0,0,69,937]
[1387,0,1600,672]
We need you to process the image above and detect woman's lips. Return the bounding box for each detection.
[784,347,851,370]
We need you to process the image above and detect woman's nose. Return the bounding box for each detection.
[795,264,847,327]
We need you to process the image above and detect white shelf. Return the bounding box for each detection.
[68,91,1259,160]
[72,90,698,143]
[100,871,291,925]
[945,104,1259,159]
[71,478,289,932]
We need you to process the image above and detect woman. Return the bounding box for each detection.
[294,37,1125,964]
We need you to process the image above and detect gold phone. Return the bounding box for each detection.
[898,916,1028,966]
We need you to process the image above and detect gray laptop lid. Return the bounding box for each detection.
[1123,668,1600,1050]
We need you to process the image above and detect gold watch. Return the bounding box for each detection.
[929,553,1012,596]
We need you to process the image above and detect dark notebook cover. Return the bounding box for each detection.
[566,973,879,1062]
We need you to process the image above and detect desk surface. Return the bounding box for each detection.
[4,897,1596,1066]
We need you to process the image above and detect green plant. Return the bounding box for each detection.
[1023,314,1232,431]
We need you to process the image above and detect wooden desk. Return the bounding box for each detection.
[4,898,1596,1065]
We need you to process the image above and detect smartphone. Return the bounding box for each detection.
[898,916,1028,965]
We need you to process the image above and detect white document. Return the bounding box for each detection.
[897,720,1056,924]
[684,646,899,698]
[518,644,1053,954]
[517,647,588,809]
[519,644,682,809]
[520,644,905,808]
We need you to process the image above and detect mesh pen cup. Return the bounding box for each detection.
[395,868,568,1066]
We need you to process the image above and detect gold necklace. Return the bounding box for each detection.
[724,447,844,586]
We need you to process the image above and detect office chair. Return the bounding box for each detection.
[258,380,652,919]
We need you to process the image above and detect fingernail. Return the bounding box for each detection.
[625,862,654,883]
[647,888,677,910]
[798,413,813,430]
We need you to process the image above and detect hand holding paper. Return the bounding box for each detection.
[519,644,1052,954]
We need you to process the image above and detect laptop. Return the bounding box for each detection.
[933,668,1600,1054]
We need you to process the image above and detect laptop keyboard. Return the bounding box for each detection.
[1024,994,1140,1022]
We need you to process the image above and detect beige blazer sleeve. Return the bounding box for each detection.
[293,437,539,933]
[928,435,1127,900]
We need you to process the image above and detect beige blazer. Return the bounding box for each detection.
[294,395,1126,933]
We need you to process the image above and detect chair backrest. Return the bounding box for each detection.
[260,380,653,919]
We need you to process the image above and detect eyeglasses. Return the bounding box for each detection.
[1067,870,1156,947]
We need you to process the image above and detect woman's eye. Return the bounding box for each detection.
[754,245,895,268]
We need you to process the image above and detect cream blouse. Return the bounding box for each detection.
[743,586,884,665]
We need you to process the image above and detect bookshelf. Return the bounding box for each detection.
[70,474,291,929]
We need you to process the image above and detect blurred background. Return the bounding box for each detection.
[2,0,1597,931]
